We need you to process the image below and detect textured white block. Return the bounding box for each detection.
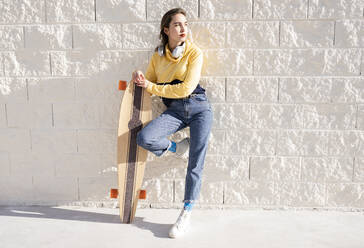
[53,102,99,128]
[226,77,278,103]
[361,50,364,76]
[25,25,72,49]
[354,157,364,182]
[189,22,225,49]
[302,157,353,182]
[251,104,304,129]
[280,77,330,103]
[0,104,6,127]
[200,0,252,20]
[7,103,52,128]
[51,50,99,76]
[250,156,300,181]
[246,130,276,156]
[75,76,120,102]
[335,20,364,48]
[175,179,224,204]
[0,176,33,205]
[211,103,251,129]
[98,102,120,129]
[202,49,253,76]
[254,0,307,19]
[141,179,174,203]
[227,103,252,129]
[226,21,279,48]
[0,128,30,153]
[276,182,326,207]
[199,181,224,204]
[224,129,276,156]
[328,131,364,157]
[0,152,10,176]
[199,77,225,103]
[47,0,95,23]
[33,176,78,202]
[123,23,159,49]
[79,176,116,201]
[10,152,57,176]
[0,55,3,76]
[358,105,364,130]
[4,51,50,76]
[96,0,145,22]
[31,129,77,153]
[254,49,361,76]
[28,78,75,103]
[203,155,249,182]
[147,0,198,21]
[327,183,364,208]
[77,129,115,153]
[280,78,360,104]
[331,78,360,103]
[99,51,149,81]
[174,179,185,203]
[0,78,27,103]
[206,129,224,155]
[73,24,122,49]
[281,21,334,48]
[224,181,276,205]
[277,130,328,156]
[144,155,187,179]
[0,0,45,24]
[303,103,356,129]
[0,26,24,50]
[98,153,117,177]
[309,0,363,18]
[55,153,103,177]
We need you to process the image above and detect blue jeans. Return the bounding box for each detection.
[136,93,213,203]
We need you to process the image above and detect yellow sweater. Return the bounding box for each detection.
[145,39,203,98]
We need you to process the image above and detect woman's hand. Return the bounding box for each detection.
[132,70,149,88]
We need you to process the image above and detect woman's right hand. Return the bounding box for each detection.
[132,70,143,84]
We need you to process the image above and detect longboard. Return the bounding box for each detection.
[111,80,152,223]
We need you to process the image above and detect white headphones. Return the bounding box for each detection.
[158,41,186,58]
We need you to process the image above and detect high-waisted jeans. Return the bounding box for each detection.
[136,93,213,203]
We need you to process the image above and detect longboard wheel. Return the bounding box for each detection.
[119,80,127,91]
[139,190,146,199]
[110,188,118,198]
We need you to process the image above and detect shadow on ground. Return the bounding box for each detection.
[0,206,121,224]
[133,216,171,238]
[0,206,172,238]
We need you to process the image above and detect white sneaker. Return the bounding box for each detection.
[175,137,190,157]
[169,209,192,238]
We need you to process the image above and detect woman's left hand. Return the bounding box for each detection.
[133,71,149,89]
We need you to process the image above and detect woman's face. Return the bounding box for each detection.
[164,13,188,45]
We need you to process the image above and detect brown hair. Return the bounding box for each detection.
[155,8,187,54]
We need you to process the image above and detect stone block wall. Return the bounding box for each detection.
[0,0,363,210]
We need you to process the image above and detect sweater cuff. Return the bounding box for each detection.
[146,81,154,94]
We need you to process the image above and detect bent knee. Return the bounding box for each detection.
[136,130,154,147]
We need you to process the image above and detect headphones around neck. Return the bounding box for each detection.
[158,41,186,58]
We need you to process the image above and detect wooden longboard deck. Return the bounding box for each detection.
[117,81,152,223]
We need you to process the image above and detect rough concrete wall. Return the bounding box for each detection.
[0,0,363,210]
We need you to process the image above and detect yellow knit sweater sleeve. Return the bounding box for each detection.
[146,49,203,98]
[145,53,157,83]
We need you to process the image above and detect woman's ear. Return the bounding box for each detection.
[163,27,169,36]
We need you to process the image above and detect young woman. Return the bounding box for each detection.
[131,8,213,238]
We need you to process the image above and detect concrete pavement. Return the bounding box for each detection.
[0,206,363,248]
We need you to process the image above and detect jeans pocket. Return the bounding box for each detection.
[191,94,208,103]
